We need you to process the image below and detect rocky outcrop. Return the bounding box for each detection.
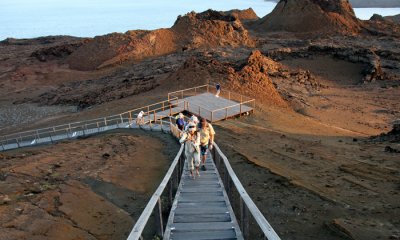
[67,9,254,71]
[223,8,259,21]
[226,50,288,107]
[31,42,86,62]
[265,44,399,82]
[172,10,255,50]
[371,120,400,143]
[67,29,177,71]
[256,0,362,34]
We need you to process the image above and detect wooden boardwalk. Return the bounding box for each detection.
[174,92,253,122]
[163,151,243,239]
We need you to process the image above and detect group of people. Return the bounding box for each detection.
[177,113,215,179]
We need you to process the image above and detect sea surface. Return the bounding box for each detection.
[0,0,399,40]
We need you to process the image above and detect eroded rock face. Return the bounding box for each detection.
[226,50,288,107]
[223,8,259,21]
[256,0,361,34]
[67,9,254,71]
[172,10,255,50]
[67,30,177,71]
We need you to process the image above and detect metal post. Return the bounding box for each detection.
[154,198,164,237]
[168,180,173,206]
[240,198,250,238]
[67,123,72,138]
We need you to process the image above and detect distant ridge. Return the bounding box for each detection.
[265,0,400,8]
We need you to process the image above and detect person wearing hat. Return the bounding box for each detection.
[176,113,185,131]
[185,115,199,131]
[198,118,215,171]
[179,122,201,179]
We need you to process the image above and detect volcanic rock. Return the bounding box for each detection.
[172,10,255,50]
[67,9,254,71]
[256,0,362,34]
[226,50,288,107]
[223,8,259,21]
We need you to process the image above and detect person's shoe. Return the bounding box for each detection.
[201,165,206,171]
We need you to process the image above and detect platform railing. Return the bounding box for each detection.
[168,84,255,122]
[211,144,281,240]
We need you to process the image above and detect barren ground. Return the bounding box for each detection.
[1,12,400,240]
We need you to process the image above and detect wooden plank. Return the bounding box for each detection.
[170,229,236,240]
[171,222,237,231]
[177,202,227,208]
[180,186,221,193]
[174,206,230,215]
[173,213,231,223]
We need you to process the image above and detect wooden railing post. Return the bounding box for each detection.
[240,198,250,238]
[240,103,242,115]
[198,106,201,116]
[104,118,107,126]
[154,198,164,237]
[168,180,173,206]
[120,114,124,124]
[225,108,228,120]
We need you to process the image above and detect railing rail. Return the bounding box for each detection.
[211,144,281,240]
[0,97,180,150]
[127,121,185,240]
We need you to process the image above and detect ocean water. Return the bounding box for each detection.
[0,0,399,40]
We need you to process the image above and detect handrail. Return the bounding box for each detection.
[211,99,255,113]
[167,84,208,96]
[0,97,180,144]
[212,144,281,240]
[127,140,184,240]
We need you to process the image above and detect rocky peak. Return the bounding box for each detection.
[257,0,362,34]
